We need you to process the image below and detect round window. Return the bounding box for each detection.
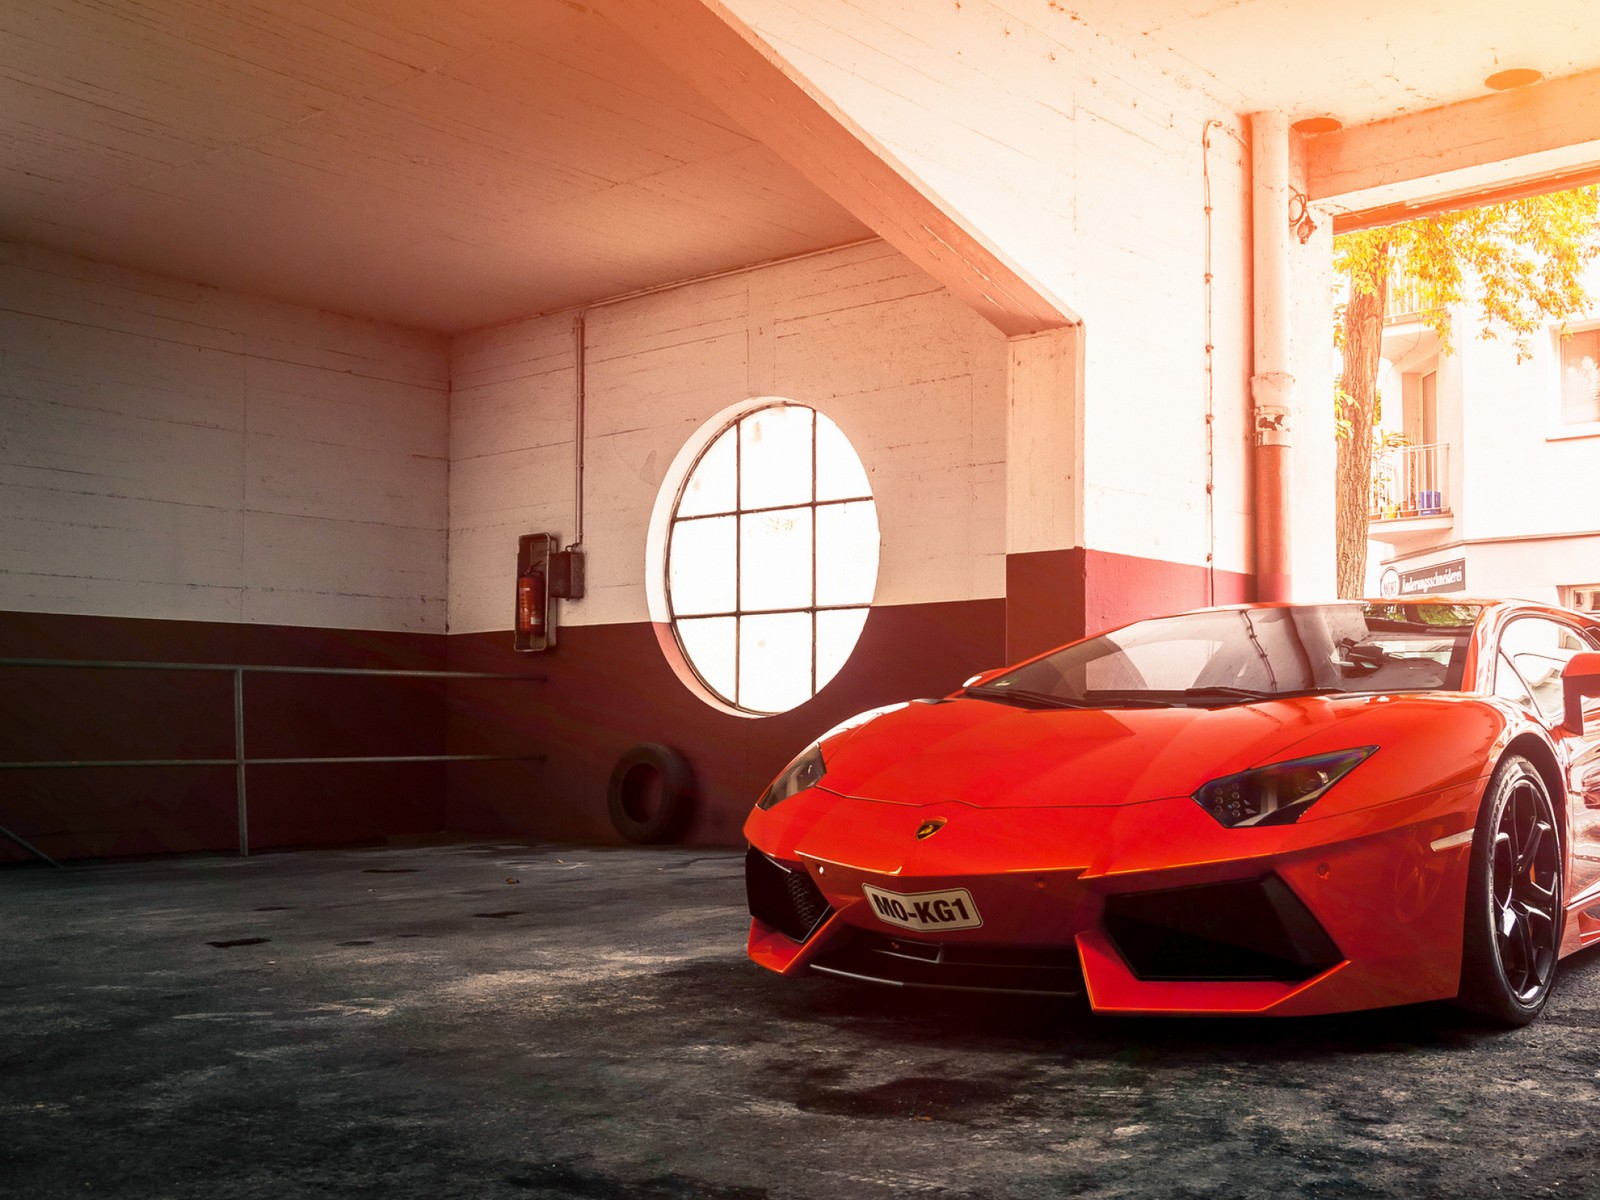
[651,401,880,715]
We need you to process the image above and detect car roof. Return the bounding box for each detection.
[1184,596,1575,616]
[1158,597,1598,635]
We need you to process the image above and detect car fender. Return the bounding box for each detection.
[1477,706,1570,855]
[1269,694,1511,824]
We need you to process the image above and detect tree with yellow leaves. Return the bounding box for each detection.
[1333,187,1600,597]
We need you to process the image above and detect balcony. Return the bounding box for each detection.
[1370,442,1451,542]
[1384,276,1436,323]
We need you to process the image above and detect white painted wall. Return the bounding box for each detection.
[1448,309,1600,603]
[0,242,450,631]
[1440,539,1589,606]
[1457,319,1600,541]
[448,240,1009,633]
[719,0,1278,581]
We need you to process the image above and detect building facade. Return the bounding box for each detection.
[1369,270,1600,612]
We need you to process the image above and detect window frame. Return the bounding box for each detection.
[1549,319,1600,440]
[661,400,877,716]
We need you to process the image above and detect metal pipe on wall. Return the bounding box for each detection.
[572,311,587,551]
[1249,110,1295,602]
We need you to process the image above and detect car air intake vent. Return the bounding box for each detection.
[745,848,830,942]
[1103,875,1343,983]
[810,931,1086,996]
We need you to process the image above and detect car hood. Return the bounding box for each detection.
[816,694,1397,809]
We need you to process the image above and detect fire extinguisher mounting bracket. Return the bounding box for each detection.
[515,532,558,652]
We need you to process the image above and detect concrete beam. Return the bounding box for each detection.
[1006,326,1085,557]
[1307,69,1600,230]
[589,0,1077,338]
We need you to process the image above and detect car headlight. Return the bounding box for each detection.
[757,743,827,810]
[755,703,909,811]
[1192,748,1376,828]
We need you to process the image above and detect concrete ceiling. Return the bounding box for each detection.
[1076,0,1600,127]
[0,0,871,333]
[4,0,1599,334]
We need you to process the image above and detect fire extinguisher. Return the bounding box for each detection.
[515,532,573,651]
[516,566,546,640]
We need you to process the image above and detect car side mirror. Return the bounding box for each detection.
[1562,652,1600,732]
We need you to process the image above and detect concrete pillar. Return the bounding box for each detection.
[1003,325,1086,661]
[1250,110,1295,601]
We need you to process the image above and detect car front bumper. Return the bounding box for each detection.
[743,781,1482,1016]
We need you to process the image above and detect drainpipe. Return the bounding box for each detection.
[1249,111,1294,602]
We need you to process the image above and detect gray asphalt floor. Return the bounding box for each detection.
[4,840,1600,1199]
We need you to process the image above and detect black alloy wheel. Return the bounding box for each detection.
[1457,755,1563,1026]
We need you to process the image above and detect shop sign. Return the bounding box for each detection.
[1381,558,1466,597]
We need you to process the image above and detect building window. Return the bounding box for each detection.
[1564,585,1600,615]
[662,402,879,715]
[1557,324,1600,427]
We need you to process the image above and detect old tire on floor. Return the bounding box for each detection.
[607,743,695,844]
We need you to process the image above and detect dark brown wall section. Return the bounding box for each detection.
[2,557,1232,862]
[0,611,449,862]
[1006,547,1253,662]
[444,598,1006,846]
[0,599,1006,860]
[1005,548,1088,663]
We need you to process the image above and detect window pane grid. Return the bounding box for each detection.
[810,411,819,698]
[665,403,875,713]
[734,416,743,706]
[677,602,873,621]
[671,495,873,524]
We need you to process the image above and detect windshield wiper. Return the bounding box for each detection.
[967,685,1227,711]
[1075,691,1180,709]
[1181,685,1349,704]
[963,685,1095,710]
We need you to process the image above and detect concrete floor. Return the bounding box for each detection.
[5,842,1600,1199]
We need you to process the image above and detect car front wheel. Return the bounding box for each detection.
[1456,754,1563,1026]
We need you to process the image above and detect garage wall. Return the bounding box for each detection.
[450,240,1008,629]
[0,241,454,861]
[446,240,1012,843]
[0,238,1010,858]
[0,241,450,631]
[710,0,1342,603]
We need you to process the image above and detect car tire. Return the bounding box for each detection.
[607,743,695,844]
[1456,754,1563,1026]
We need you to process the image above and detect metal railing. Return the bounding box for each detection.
[0,658,545,867]
[1370,442,1450,520]
[1384,271,1440,323]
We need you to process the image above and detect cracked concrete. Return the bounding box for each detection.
[4,841,1600,1199]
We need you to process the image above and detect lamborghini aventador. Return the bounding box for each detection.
[744,599,1600,1024]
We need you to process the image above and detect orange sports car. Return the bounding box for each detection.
[744,599,1600,1024]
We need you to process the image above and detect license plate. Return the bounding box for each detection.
[861,884,983,932]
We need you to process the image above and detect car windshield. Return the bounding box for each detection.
[970,602,1482,708]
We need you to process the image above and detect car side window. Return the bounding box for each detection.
[1494,652,1536,710]
[1498,618,1588,724]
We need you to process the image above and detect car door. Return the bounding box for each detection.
[1497,618,1600,899]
